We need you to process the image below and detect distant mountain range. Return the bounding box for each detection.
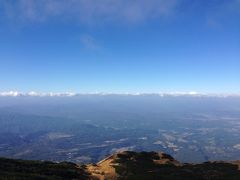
[1,151,240,180]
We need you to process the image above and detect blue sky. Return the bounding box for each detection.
[0,0,239,93]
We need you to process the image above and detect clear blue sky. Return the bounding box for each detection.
[0,0,239,93]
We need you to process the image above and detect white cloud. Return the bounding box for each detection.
[0,91,240,97]
[1,1,239,26]
[0,91,22,97]
[27,91,39,96]
[0,91,76,97]
[0,0,177,25]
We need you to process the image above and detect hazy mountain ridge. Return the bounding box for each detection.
[1,151,240,180]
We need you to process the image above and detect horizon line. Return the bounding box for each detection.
[0,91,240,97]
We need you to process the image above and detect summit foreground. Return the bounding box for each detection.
[1,151,240,180]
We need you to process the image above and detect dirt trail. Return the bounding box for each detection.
[87,155,117,180]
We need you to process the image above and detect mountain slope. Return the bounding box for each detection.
[0,151,240,180]
[87,151,240,180]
